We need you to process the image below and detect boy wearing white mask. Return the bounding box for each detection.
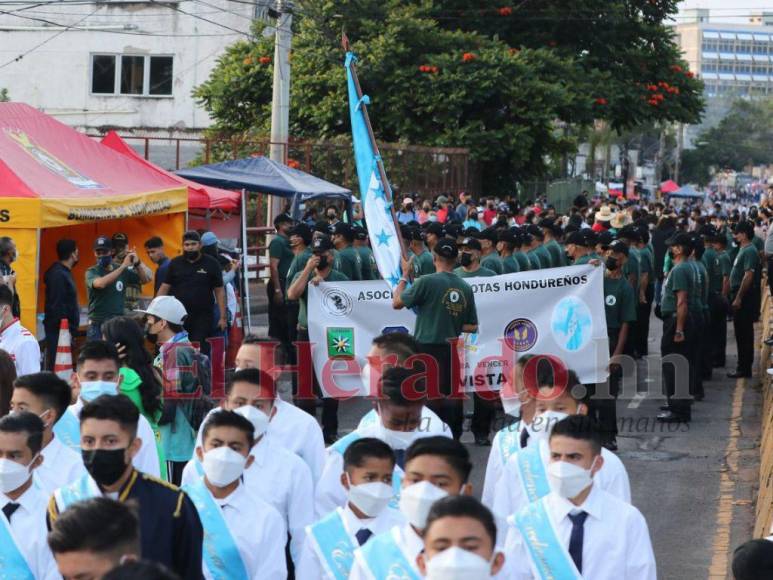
[0,412,59,579]
[505,416,656,580]
[185,410,287,579]
[10,372,85,494]
[417,496,505,580]
[297,437,404,578]
[492,370,630,521]
[52,341,161,477]
[350,436,472,580]
[315,367,451,519]
[183,368,314,567]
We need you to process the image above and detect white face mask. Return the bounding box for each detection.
[425,546,493,580]
[360,363,378,394]
[399,480,448,529]
[346,475,393,517]
[500,396,522,418]
[380,425,416,451]
[234,405,270,439]
[0,456,35,493]
[547,457,597,500]
[201,446,247,487]
[529,410,569,443]
[79,380,119,402]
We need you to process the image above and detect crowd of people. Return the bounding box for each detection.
[0,185,771,579]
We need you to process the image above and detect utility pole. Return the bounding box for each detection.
[674,123,683,184]
[269,0,292,222]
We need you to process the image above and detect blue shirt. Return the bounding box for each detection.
[155,257,171,294]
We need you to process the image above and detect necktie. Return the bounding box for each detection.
[394,449,406,470]
[2,502,20,522]
[520,428,530,449]
[355,528,373,546]
[568,511,588,574]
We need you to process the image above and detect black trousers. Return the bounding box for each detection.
[43,321,60,371]
[588,328,621,444]
[661,315,694,420]
[767,256,773,299]
[689,311,705,399]
[733,291,757,375]
[710,294,728,367]
[184,311,214,357]
[267,279,289,344]
[699,311,713,381]
[636,286,654,356]
[296,328,339,440]
[417,342,463,440]
[471,393,496,440]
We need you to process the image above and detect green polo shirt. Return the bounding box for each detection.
[527,249,545,270]
[292,269,349,329]
[86,265,140,323]
[730,243,759,294]
[718,250,732,279]
[357,245,377,280]
[574,252,599,266]
[603,275,637,329]
[623,246,640,293]
[661,261,693,316]
[514,252,531,272]
[481,252,504,275]
[401,271,477,344]
[501,255,520,274]
[454,266,497,278]
[268,234,294,287]
[336,245,363,281]
[535,245,553,269]
[544,239,566,267]
[412,250,436,278]
[701,247,722,295]
[691,260,708,313]
[285,248,312,300]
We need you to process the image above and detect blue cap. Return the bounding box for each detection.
[201,232,219,247]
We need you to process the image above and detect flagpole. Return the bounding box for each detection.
[342,34,408,260]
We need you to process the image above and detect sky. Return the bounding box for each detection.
[678,1,773,24]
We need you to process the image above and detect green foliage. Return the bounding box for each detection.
[0,89,9,102]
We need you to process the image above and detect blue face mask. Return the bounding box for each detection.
[79,381,119,402]
[98,255,112,268]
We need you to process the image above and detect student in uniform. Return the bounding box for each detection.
[315,367,450,519]
[406,227,436,279]
[48,497,141,580]
[353,225,379,281]
[527,225,553,269]
[350,436,473,580]
[478,228,504,274]
[616,226,642,356]
[539,218,567,267]
[417,496,506,579]
[285,223,313,379]
[183,368,314,567]
[232,336,325,483]
[454,237,497,279]
[689,234,711,394]
[10,372,86,494]
[52,341,161,477]
[297,438,404,579]
[267,214,295,351]
[510,229,532,272]
[492,370,631,522]
[185,410,287,579]
[0,413,59,579]
[330,222,363,280]
[729,221,760,379]
[48,394,204,580]
[393,239,478,440]
[497,229,521,273]
[708,231,732,368]
[635,224,656,357]
[564,230,598,265]
[505,415,656,580]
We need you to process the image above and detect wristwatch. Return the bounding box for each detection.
[675,330,684,337]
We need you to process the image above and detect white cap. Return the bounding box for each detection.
[135,296,187,325]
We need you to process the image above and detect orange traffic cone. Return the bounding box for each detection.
[53,319,74,380]
[226,293,244,368]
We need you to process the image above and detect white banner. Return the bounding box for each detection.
[307,264,610,397]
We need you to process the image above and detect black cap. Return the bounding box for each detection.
[607,239,629,256]
[273,213,293,227]
[408,228,425,242]
[331,222,354,239]
[583,230,598,247]
[526,224,544,239]
[425,222,445,237]
[596,231,614,247]
[460,237,482,251]
[617,225,641,242]
[565,230,587,246]
[666,232,693,248]
[538,218,560,234]
[498,229,518,245]
[93,236,112,251]
[445,223,463,238]
[462,227,480,238]
[289,223,312,245]
[111,232,128,245]
[312,236,334,253]
[313,220,331,234]
[400,224,414,240]
[479,227,499,242]
[434,239,458,259]
[734,221,755,238]
[353,225,368,241]
[697,224,718,239]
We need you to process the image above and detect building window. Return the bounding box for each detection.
[90,54,173,97]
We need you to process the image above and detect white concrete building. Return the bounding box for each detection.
[0,0,262,131]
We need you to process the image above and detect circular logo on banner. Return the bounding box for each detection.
[605,295,617,306]
[551,296,593,352]
[504,319,538,352]
[322,288,354,317]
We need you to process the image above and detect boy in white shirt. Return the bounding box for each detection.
[185,409,287,579]
[10,372,85,494]
[297,437,404,578]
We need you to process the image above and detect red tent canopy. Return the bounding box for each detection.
[660,179,680,194]
[101,131,240,211]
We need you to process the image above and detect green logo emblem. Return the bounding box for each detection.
[327,327,355,359]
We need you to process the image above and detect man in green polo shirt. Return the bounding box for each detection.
[393,239,478,440]
[86,236,147,341]
[511,229,532,272]
[709,231,732,368]
[406,227,436,279]
[285,222,313,406]
[268,214,295,348]
[454,238,496,279]
[539,218,567,267]
[353,225,378,281]
[565,230,599,265]
[496,230,521,274]
[330,222,362,281]
[729,221,760,379]
[478,228,504,275]
[526,225,552,269]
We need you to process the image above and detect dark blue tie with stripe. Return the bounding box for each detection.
[393,449,406,470]
[568,511,588,574]
[356,528,373,546]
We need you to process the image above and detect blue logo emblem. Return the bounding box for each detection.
[551,296,593,352]
[504,319,538,352]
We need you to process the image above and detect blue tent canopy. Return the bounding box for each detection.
[669,184,704,199]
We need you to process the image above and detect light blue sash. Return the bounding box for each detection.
[358,527,420,580]
[330,431,361,455]
[516,444,551,503]
[182,479,249,580]
[0,507,35,579]
[359,409,377,428]
[307,508,357,580]
[54,473,100,512]
[497,424,522,466]
[52,408,80,452]
[514,499,582,580]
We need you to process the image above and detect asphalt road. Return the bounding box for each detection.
[252,310,761,579]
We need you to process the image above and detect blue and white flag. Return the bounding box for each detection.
[345,52,403,288]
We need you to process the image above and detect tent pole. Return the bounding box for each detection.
[241,189,253,332]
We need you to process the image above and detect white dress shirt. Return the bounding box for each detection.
[0,319,41,376]
[182,434,314,565]
[1,481,61,580]
[201,481,288,580]
[314,416,451,519]
[356,405,447,433]
[70,399,161,478]
[34,435,86,495]
[481,421,524,510]
[492,442,631,521]
[504,485,656,580]
[296,504,405,579]
[349,522,424,580]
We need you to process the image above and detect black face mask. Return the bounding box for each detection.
[317,255,329,270]
[605,257,619,271]
[460,252,474,267]
[184,250,200,261]
[82,448,129,486]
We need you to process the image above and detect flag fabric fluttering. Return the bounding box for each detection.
[345,51,404,288]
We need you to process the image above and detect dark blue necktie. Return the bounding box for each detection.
[355,528,373,546]
[2,502,19,522]
[394,449,406,470]
[568,511,588,574]
[520,428,530,449]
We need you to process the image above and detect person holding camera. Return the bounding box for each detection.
[85,236,152,341]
